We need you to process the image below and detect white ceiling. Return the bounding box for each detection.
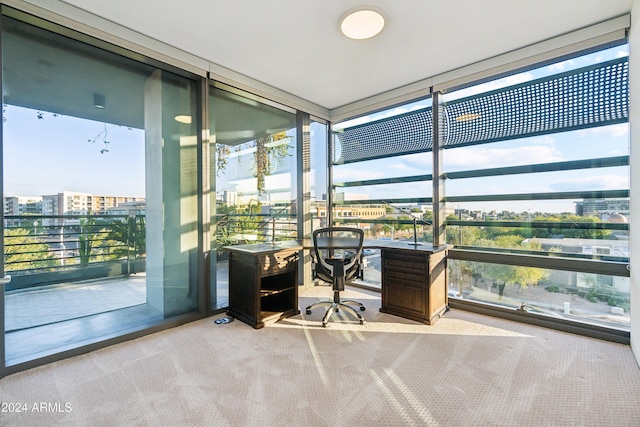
[60,0,632,110]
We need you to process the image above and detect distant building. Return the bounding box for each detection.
[316,202,386,221]
[3,196,43,227]
[221,191,238,207]
[106,200,146,217]
[5,191,144,227]
[575,198,629,220]
[3,196,42,216]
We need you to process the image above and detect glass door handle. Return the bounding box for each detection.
[0,275,11,284]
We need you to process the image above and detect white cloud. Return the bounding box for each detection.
[443,144,563,169]
[332,168,385,182]
[576,123,629,138]
[546,59,575,73]
[528,135,556,145]
[387,162,412,171]
[551,174,628,192]
[446,72,535,101]
[392,153,430,170]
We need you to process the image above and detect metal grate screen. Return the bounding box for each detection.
[334,108,432,164]
[335,57,629,164]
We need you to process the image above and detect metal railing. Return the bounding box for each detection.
[4,214,145,289]
[214,200,298,249]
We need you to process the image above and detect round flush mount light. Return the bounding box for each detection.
[174,115,192,124]
[339,6,386,40]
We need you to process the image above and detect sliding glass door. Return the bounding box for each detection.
[209,85,297,310]
[1,14,200,369]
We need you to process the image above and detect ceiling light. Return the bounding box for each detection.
[93,93,105,109]
[175,115,192,124]
[455,113,481,122]
[339,7,386,40]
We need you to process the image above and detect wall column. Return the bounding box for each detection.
[629,0,639,366]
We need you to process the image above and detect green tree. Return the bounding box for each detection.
[215,199,265,248]
[446,225,482,246]
[254,132,292,195]
[531,215,611,239]
[105,216,146,260]
[78,217,95,267]
[4,228,58,271]
[479,235,550,291]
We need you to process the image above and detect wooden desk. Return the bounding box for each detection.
[225,241,302,329]
[301,238,450,324]
[226,239,450,327]
[378,242,450,325]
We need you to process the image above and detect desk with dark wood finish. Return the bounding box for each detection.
[226,239,450,328]
[378,242,450,325]
[305,238,451,324]
[225,241,302,329]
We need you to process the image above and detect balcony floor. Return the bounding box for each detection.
[6,275,147,331]
[4,268,229,367]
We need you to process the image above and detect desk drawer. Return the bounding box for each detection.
[383,251,427,273]
[382,250,427,282]
[258,250,298,276]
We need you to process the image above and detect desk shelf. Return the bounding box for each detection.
[227,246,300,329]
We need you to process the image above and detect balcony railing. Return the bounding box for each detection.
[4,214,145,290]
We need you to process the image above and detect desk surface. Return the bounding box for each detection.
[301,238,449,253]
[225,239,450,254]
[224,240,303,255]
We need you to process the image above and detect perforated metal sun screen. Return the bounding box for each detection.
[334,108,432,164]
[334,57,629,165]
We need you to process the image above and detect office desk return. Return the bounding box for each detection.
[225,240,450,328]
[225,241,302,329]
[302,238,451,325]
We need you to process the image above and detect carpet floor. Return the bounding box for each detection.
[1,286,639,426]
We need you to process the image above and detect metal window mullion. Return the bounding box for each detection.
[296,111,312,287]
[327,123,334,226]
[0,12,6,378]
[335,174,433,188]
[432,91,445,246]
[198,76,211,314]
[334,197,432,206]
[446,220,629,231]
[446,189,629,203]
[444,156,629,180]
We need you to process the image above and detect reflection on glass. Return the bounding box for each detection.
[2,16,198,365]
[449,260,630,331]
[209,86,297,310]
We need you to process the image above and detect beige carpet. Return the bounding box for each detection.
[1,286,639,426]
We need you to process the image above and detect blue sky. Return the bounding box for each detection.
[4,107,145,197]
[3,46,629,215]
[331,45,630,213]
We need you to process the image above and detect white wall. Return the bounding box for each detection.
[630,0,640,367]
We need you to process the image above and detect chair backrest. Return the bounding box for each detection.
[312,227,364,285]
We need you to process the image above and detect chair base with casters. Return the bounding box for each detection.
[305,289,366,327]
[306,227,367,327]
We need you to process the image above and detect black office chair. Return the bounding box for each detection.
[305,227,366,326]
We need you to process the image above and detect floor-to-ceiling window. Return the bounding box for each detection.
[443,44,630,332]
[329,43,629,336]
[1,13,201,369]
[309,118,328,233]
[332,99,433,287]
[209,84,297,309]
